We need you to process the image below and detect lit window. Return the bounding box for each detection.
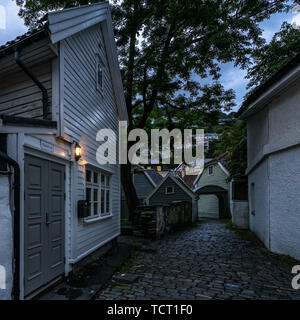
[165,186,175,194]
[85,167,111,218]
[208,166,214,175]
[147,166,151,170]
[157,165,162,172]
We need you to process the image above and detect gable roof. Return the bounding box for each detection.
[144,169,163,186]
[0,2,128,122]
[237,53,300,119]
[146,172,198,202]
[194,152,230,185]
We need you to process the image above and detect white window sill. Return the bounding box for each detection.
[83,214,113,224]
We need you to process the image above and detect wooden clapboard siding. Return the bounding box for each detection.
[0,38,56,76]
[61,23,120,259]
[0,60,52,119]
[149,177,192,206]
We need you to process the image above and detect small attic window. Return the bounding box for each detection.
[165,186,175,195]
[208,165,214,175]
[96,59,104,94]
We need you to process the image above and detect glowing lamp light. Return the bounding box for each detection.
[74,143,82,161]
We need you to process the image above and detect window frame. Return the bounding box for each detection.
[208,165,214,176]
[85,167,112,222]
[96,59,104,95]
[165,185,175,195]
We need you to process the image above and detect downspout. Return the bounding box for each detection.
[0,136,20,300]
[14,48,49,120]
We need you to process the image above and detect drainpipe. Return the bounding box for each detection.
[14,48,49,120]
[0,135,20,300]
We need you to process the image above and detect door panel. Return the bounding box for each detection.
[46,161,65,282]
[24,155,65,296]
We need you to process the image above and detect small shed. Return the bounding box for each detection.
[146,173,199,222]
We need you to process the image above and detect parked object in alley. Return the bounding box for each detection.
[237,53,300,260]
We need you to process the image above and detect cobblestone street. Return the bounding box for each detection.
[97,220,300,300]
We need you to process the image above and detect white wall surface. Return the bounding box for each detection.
[269,146,300,260]
[61,23,121,261]
[0,175,13,300]
[248,159,270,248]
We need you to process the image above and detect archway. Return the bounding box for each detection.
[196,185,229,219]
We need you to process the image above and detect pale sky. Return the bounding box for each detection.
[0,0,299,111]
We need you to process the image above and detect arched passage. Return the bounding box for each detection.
[196,185,229,219]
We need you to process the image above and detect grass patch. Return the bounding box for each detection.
[121,220,132,227]
[118,248,141,274]
[225,219,233,229]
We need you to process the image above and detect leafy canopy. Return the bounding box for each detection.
[15,0,298,132]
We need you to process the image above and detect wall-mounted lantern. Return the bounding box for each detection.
[74,143,82,161]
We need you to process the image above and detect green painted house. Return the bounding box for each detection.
[194,152,230,219]
[147,173,199,222]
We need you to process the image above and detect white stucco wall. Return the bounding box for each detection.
[0,175,13,300]
[231,201,249,229]
[248,159,270,249]
[269,146,300,260]
[246,78,300,260]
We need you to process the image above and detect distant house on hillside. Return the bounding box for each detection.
[147,172,199,222]
[194,152,230,219]
[121,169,163,220]
[237,53,300,260]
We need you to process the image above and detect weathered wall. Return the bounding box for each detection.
[133,202,192,239]
[0,60,52,119]
[231,201,249,229]
[248,159,270,248]
[269,146,300,260]
[0,175,13,300]
[246,80,300,259]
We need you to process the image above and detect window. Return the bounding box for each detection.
[96,59,104,94]
[85,168,111,219]
[208,165,214,175]
[165,186,175,195]
[157,165,162,172]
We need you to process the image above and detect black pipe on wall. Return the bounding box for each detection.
[14,49,49,120]
[0,135,20,300]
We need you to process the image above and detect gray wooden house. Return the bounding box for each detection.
[0,2,127,300]
[146,172,199,222]
[121,169,162,220]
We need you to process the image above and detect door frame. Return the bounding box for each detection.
[19,138,71,299]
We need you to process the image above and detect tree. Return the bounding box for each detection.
[15,0,299,217]
[246,21,300,89]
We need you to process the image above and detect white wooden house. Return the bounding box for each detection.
[0,2,127,300]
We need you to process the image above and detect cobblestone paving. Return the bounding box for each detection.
[97,220,300,300]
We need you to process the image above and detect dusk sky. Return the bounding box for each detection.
[0,0,299,111]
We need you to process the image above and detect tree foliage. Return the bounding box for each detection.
[246,21,300,89]
[15,0,299,213]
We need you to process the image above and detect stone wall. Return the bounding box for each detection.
[133,202,192,239]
